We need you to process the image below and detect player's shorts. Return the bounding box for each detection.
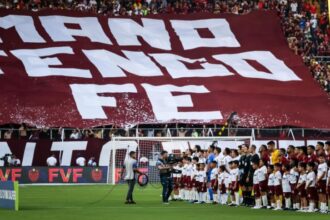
[191,179,196,188]
[200,183,207,193]
[253,184,261,197]
[196,182,201,192]
[231,181,239,192]
[219,184,226,194]
[259,180,268,192]
[211,179,218,193]
[317,180,326,194]
[307,187,317,201]
[290,183,297,195]
[185,177,192,188]
[274,185,282,197]
[180,177,185,188]
[297,184,306,197]
[239,174,253,187]
[283,192,291,198]
[268,185,275,195]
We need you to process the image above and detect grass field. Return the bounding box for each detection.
[0,184,329,220]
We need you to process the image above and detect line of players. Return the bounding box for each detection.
[171,142,330,213]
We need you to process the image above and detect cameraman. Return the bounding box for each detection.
[156,151,173,204]
[0,154,13,167]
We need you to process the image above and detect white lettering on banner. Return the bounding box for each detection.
[108,18,171,50]
[213,51,301,81]
[141,84,222,121]
[51,141,87,166]
[83,50,163,77]
[150,53,233,78]
[11,47,92,78]
[0,15,45,43]
[39,16,112,45]
[0,142,12,166]
[22,143,36,166]
[0,190,16,200]
[99,141,137,166]
[70,84,137,119]
[0,50,7,74]
[170,19,240,50]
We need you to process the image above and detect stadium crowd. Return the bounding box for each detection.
[0,0,329,93]
[171,140,330,213]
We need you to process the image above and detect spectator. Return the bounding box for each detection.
[70,128,81,139]
[18,123,28,139]
[191,129,199,137]
[4,129,13,140]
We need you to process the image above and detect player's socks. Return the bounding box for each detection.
[213,193,218,204]
[234,192,240,206]
[285,198,291,209]
[276,200,282,209]
[222,193,228,204]
[246,191,252,206]
[179,189,184,200]
[182,189,187,200]
[308,202,315,212]
[202,192,207,203]
[261,195,268,207]
[320,202,326,212]
[194,190,199,201]
[189,190,194,201]
[219,194,222,204]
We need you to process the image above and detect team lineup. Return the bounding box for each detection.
[136,141,330,213]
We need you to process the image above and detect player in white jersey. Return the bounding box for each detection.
[306,162,317,212]
[218,165,230,205]
[316,154,328,213]
[214,147,223,168]
[209,161,218,203]
[190,157,199,202]
[282,164,292,210]
[181,157,189,201]
[221,148,232,171]
[252,162,261,209]
[195,163,207,203]
[273,163,283,210]
[297,162,307,212]
[229,160,240,206]
[258,160,268,208]
[289,163,299,210]
[267,165,276,209]
[173,160,183,200]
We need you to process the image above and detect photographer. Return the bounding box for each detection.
[0,154,13,167]
[156,151,173,204]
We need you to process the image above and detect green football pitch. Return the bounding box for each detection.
[0,184,329,220]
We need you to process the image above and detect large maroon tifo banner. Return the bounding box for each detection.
[0,10,329,128]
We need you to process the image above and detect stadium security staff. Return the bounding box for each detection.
[123,151,143,204]
[157,151,173,204]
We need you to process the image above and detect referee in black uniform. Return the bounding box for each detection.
[156,151,173,204]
